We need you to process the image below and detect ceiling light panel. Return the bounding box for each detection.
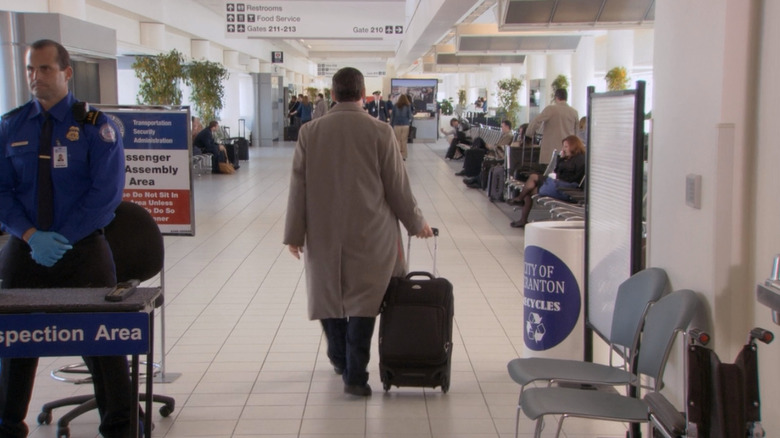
[552,0,603,23]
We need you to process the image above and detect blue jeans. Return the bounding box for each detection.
[320,317,376,386]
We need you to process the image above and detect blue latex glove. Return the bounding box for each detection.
[28,231,73,267]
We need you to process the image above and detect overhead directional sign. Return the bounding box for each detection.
[224,1,404,39]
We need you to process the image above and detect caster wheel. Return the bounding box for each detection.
[159,404,173,417]
[441,377,450,394]
[383,382,391,392]
[57,426,70,438]
[38,411,52,425]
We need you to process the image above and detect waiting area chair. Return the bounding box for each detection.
[507,267,671,438]
[37,201,175,438]
[518,289,702,438]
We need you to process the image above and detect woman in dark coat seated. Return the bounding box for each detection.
[508,135,585,228]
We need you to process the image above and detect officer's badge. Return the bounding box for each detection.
[66,126,80,141]
[99,123,116,143]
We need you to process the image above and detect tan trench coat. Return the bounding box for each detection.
[526,101,579,163]
[283,103,426,320]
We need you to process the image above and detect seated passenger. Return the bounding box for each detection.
[442,118,470,159]
[193,120,229,174]
[460,120,514,183]
[508,135,585,228]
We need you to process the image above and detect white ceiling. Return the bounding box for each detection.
[193,0,408,63]
[190,0,653,74]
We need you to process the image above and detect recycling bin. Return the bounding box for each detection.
[522,221,585,360]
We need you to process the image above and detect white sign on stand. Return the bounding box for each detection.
[97,105,195,236]
[224,1,404,39]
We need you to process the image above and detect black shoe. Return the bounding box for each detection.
[510,220,527,228]
[462,177,477,185]
[455,170,468,176]
[344,383,372,396]
[466,181,482,189]
[506,198,524,206]
[330,360,344,375]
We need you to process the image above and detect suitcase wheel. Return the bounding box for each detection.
[441,375,450,394]
[383,382,391,392]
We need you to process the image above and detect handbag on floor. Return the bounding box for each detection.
[218,161,236,174]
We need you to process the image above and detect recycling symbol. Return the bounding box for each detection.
[526,312,546,342]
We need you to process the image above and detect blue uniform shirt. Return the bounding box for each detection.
[0,93,125,243]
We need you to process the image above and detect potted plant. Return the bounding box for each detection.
[184,59,229,123]
[605,66,629,91]
[132,49,186,105]
[551,74,569,100]
[324,88,331,105]
[305,87,318,102]
[495,77,523,127]
[440,98,454,115]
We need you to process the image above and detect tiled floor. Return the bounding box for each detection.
[24,139,628,437]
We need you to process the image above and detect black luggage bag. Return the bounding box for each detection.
[284,125,298,141]
[224,141,240,170]
[379,228,454,393]
[236,138,249,160]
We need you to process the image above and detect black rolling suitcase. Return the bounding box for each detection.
[379,228,454,393]
[284,126,298,141]
[224,141,240,170]
[236,119,249,160]
[236,138,249,160]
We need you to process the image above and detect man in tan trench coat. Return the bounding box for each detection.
[526,88,579,164]
[284,67,433,397]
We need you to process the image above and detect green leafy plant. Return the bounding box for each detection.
[184,60,229,122]
[440,98,454,115]
[457,89,466,106]
[305,87,318,102]
[495,77,523,127]
[551,74,569,99]
[324,88,331,105]
[605,66,629,91]
[132,49,186,105]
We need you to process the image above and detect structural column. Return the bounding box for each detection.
[572,35,595,116]
[606,29,634,86]
[49,0,86,19]
[191,39,210,61]
[140,22,165,52]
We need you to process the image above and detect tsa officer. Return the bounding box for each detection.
[0,39,133,438]
[365,90,391,122]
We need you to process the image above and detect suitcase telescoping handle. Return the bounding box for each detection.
[406,227,438,277]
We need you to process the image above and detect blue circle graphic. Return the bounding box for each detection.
[523,245,581,351]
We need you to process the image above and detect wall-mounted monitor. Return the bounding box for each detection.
[390,78,438,113]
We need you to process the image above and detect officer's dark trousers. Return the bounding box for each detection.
[0,232,135,438]
[320,317,376,386]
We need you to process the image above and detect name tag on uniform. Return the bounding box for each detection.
[11,141,28,147]
[53,146,68,168]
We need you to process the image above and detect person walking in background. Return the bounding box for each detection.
[287,95,299,126]
[284,67,433,397]
[0,39,135,438]
[390,94,413,160]
[365,90,391,122]
[299,95,313,125]
[312,93,328,120]
[525,88,579,163]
